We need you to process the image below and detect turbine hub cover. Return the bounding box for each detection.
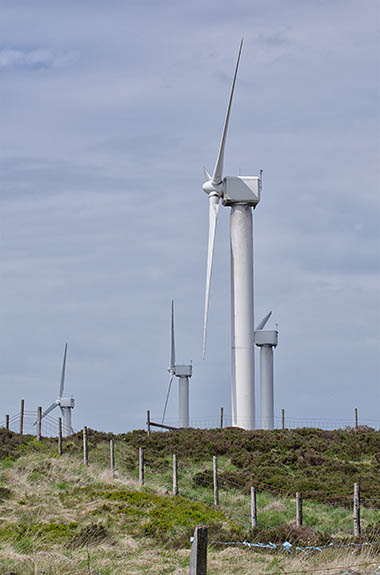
[202,180,223,196]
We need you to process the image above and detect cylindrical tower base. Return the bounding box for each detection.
[230,204,255,430]
[179,376,189,427]
[260,345,274,429]
[61,407,73,437]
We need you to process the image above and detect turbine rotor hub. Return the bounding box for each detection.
[202,180,223,196]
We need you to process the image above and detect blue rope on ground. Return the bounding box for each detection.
[206,539,380,554]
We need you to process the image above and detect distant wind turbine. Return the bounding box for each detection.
[255,312,278,430]
[35,344,75,436]
[162,301,192,427]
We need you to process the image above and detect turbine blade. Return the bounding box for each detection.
[255,311,272,331]
[41,401,58,420]
[170,300,175,370]
[203,167,211,182]
[202,194,220,359]
[162,375,174,423]
[59,343,67,399]
[212,38,243,186]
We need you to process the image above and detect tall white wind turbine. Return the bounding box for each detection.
[162,301,192,427]
[255,312,278,430]
[36,344,75,437]
[202,40,261,430]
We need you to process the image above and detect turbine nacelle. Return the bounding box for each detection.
[173,364,192,377]
[59,397,75,409]
[168,364,192,377]
[255,330,278,347]
[203,175,261,206]
[255,312,278,347]
[223,175,261,207]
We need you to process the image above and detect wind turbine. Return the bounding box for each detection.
[202,39,261,430]
[162,301,192,428]
[36,344,75,436]
[255,312,278,430]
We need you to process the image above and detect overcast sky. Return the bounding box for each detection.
[0,0,379,433]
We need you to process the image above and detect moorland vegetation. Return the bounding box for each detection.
[0,426,380,574]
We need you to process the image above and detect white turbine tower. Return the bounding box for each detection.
[162,301,192,428]
[202,39,261,430]
[37,344,75,436]
[255,312,278,430]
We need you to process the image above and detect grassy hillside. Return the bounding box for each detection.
[0,427,380,574]
[120,426,380,503]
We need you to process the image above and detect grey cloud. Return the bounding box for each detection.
[0,47,77,70]
[0,0,378,433]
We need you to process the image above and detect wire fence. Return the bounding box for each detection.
[152,412,380,431]
[6,410,79,437]
[4,402,380,440]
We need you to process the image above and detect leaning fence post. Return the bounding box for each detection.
[5,415,9,431]
[251,486,257,528]
[173,454,178,495]
[36,406,42,441]
[83,426,88,466]
[147,410,151,437]
[354,482,361,536]
[220,407,224,429]
[19,399,24,435]
[189,525,208,575]
[139,447,144,486]
[296,492,303,527]
[58,418,63,455]
[354,407,358,433]
[281,408,285,430]
[213,456,219,506]
[110,439,115,478]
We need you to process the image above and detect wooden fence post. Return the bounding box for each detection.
[110,439,115,478]
[281,408,285,430]
[19,399,24,435]
[58,418,63,455]
[296,492,303,527]
[83,426,88,466]
[5,415,9,431]
[354,482,361,536]
[173,454,178,496]
[36,406,42,441]
[220,407,224,429]
[213,456,219,506]
[147,410,151,437]
[251,486,257,528]
[189,525,208,575]
[139,447,144,486]
[354,407,358,432]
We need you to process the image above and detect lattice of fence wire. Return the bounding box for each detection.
[6,410,79,437]
[151,413,380,431]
